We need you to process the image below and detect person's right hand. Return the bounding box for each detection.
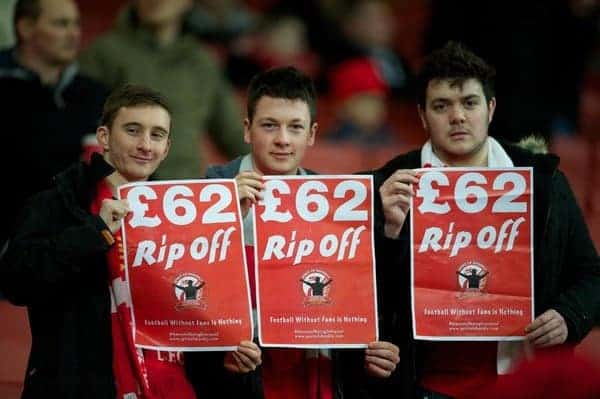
[235,171,264,217]
[224,340,262,373]
[379,170,419,238]
[99,198,130,233]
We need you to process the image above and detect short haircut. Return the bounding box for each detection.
[100,84,172,131]
[246,66,317,123]
[417,41,496,107]
[13,0,41,43]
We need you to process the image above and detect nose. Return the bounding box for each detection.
[137,133,152,151]
[449,105,466,124]
[274,127,291,146]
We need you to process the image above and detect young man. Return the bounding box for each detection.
[0,84,180,398]
[185,66,400,399]
[0,0,108,247]
[374,41,600,398]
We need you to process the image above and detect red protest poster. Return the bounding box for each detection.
[118,180,253,351]
[253,175,378,347]
[411,168,534,340]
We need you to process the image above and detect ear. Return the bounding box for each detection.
[243,118,251,144]
[487,97,497,124]
[417,104,428,131]
[308,122,318,146]
[96,126,110,152]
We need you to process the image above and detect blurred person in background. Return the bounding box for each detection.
[0,0,108,249]
[79,0,248,179]
[326,57,399,147]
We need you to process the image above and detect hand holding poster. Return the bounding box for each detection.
[254,175,378,348]
[411,168,534,340]
[119,180,253,351]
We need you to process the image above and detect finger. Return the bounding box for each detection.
[525,310,556,332]
[365,360,394,378]
[237,343,262,365]
[365,349,400,364]
[233,350,258,371]
[365,354,397,373]
[231,351,249,372]
[367,342,400,359]
[533,324,567,347]
[526,317,562,341]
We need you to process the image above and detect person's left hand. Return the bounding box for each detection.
[223,340,262,373]
[364,341,400,378]
[525,309,568,347]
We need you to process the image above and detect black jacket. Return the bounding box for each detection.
[0,154,117,398]
[0,48,109,247]
[371,143,600,398]
[185,156,400,399]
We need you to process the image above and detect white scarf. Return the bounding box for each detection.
[420,136,528,375]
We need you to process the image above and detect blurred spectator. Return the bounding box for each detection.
[186,0,259,52]
[268,0,414,98]
[226,14,320,88]
[79,0,248,179]
[336,0,414,100]
[326,57,398,147]
[0,0,109,247]
[426,0,598,143]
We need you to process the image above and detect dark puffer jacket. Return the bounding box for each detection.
[371,142,600,398]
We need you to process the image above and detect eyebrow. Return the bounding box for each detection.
[431,93,482,103]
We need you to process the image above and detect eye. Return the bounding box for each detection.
[126,126,139,135]
[151,131,167,141]
[464,99,479,109]
[261,122,277,130]
[432,103,446,112]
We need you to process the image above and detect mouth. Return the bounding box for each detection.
[449,131,470,139]
[131,155,153,163]
[270,152,293,160]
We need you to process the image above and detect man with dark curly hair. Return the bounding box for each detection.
[372,41,600,398]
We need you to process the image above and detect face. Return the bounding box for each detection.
[342,93,387,133]
[20,0,80,65]
[244,96,316,175]
[136,0,192,27]
[97,105,171,182]
[418,78,496,166]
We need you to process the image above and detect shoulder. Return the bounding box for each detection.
[205,157,243,178]
[370,149,420,182]
[501,140,560,173]
[71,72,110,96]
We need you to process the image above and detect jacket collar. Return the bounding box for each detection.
[0,47,79,108]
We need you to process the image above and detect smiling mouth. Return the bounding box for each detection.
[271,152,292,159]
[131,156,153,163]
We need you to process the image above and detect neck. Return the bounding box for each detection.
[16,47,65,85]
[104,172,128,196]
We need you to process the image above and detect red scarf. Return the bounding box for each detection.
[91,180,196,399]
[245,245,333,399]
